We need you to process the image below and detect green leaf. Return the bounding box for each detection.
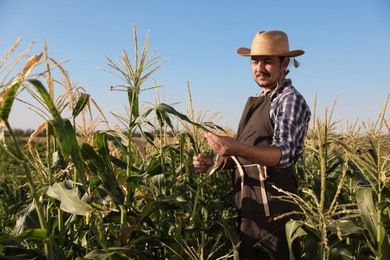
[51,150,67,169]
[285,220,307,260]
[81,135,124,204]
[145,156,163,176]
[81,142,106,174]
[11,202,40,236]
[138,201,159,225]
[128,87,140,118]
[328,221,363,238]
[155,103,210,132]
[356,187,390,258]
[0,229,47,243]
[82,250,128,260]
[49,118,89,190]
[329,246,355,259]
[356,187,380,243]
[72,93,90,117]
[96,133,125,203]
[0,81,21,121]
[28,79,62,124]
[105,130,128,153]
[151,173,166,196]
[46,180,93,216]
[215,221,240,257]
[28,79,89,191]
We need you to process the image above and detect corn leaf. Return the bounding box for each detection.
[145,156,164,176]
[11,201,40,236]
[82,133,125,204]
[356,186,390,259]
[46,180,93,216]
[0,81,21,121]
[105,130,128,153]
[356,187,380,243]
[286,220,307,260]
[155,103,210,132]
[72,93,90,117]
[128,88,139,118]
[328,221,363,237]
[28,79,89,191]
[0,53,42,121]
[28,79,62,123]
[151,173,166,196]
[50,118,88,190]
[215,221,240,259]
[0,228,47,243]
[81,141,124,204]
[83,249,133,260]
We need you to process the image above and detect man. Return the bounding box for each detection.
[193,30,311,259]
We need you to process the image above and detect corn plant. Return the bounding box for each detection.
[280,105,360,259]
[338,94,390,260]
[0,27,239,260]
[282,95,390,260]
[3,27,388,260]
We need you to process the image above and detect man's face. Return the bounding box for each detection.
[251,56,287,89]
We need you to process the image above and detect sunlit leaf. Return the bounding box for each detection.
[0,81,21,121]
[356,187,380,242]
[82,249,133,260]
[151,173,166,196]
[155,103,210,132]
[11,202,40,236]
[46,180,93,216]
[356,186,390,259]
[0,228,47,243]
[72,93,90,117]
[286,220,307,260]
[27,79,62,123]
[81,134,125,204]
[48,118,88,191]
[329,247,355,259]
[51,150,67,169]
[105,130,128,153]
[145,156,163,176]
[19,53,42,79]
[28,79,88,190]
[25,121,47,147]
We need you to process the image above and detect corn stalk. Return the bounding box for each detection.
[339,94,390,259]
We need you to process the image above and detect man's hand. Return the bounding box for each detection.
[204,132,237,156]
[204,132,282,167]
[192,154,214,173]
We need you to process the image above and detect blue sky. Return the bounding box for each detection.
[1,0,389,131]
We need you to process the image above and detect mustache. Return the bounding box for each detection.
[256,71,270,77]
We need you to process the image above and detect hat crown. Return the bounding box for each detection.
[251,31,289,55]
[237,30,304,57]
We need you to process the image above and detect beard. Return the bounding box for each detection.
[254,71,285,90]
[254,78,278,89]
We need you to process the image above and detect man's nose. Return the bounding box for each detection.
[256,61,265,70]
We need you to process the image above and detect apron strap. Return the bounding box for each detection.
[237,163,270,217]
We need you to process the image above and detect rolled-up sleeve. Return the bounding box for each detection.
[271,89,311,168]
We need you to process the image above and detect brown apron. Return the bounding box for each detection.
[234,94,301,259]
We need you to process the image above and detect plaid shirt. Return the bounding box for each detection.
[261,79,311,167]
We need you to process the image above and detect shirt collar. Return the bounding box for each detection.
[257,78,292,97]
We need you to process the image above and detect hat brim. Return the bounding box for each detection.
[237,47,304,57]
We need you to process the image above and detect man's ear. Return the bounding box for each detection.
[282,57,290,69]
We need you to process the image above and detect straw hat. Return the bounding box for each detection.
[237,30,304,57]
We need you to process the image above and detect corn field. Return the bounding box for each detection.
[0,26,389,260]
